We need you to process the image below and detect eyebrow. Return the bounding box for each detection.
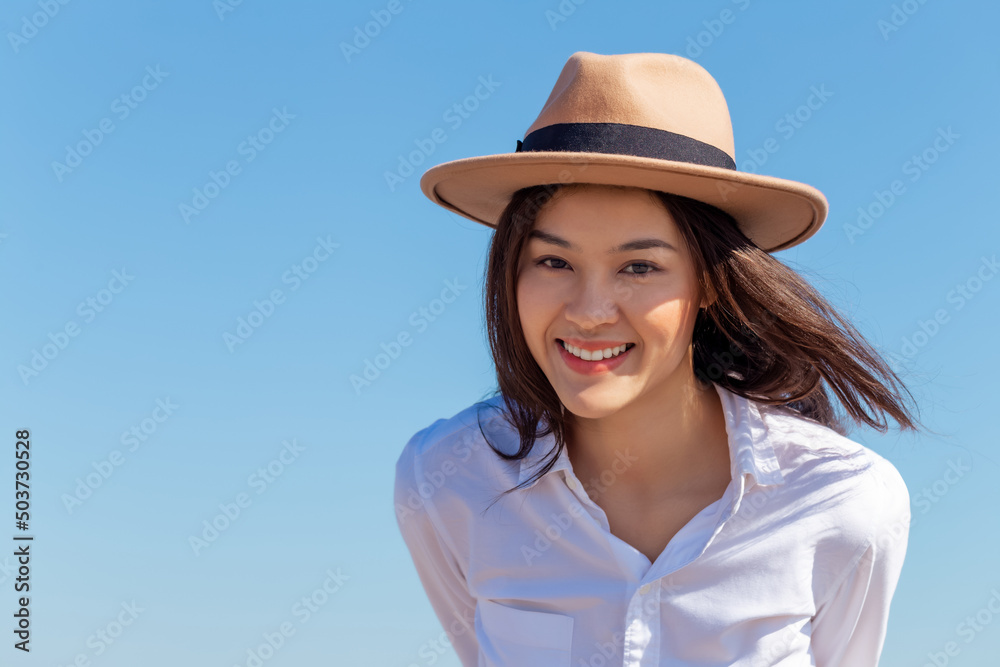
[527,229,678,254]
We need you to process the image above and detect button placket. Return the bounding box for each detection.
[623,579,660,666]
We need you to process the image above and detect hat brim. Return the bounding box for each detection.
[419,151,828,253]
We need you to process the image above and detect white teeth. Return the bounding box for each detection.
[560,340,631,361]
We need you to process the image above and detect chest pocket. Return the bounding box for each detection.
[476,599,574,667]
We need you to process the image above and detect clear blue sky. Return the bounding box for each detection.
[1,1,998,665]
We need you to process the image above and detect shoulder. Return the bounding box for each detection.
[394,394,523,525]
[756,402,911,565]
[760,403,909,503]
[394,394,515,482]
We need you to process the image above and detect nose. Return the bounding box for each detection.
[563,275,620,331]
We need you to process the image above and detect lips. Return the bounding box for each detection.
[555,338,635,375]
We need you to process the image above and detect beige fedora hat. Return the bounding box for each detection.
[419,51,828,253]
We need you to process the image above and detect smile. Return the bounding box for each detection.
[558,339,635,361]
[556,339,635,375]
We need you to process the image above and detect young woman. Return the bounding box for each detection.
[395,51,921,667]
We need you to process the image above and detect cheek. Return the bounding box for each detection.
[516,277,548,344]
[635,292,701,347]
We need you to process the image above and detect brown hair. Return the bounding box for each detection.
[475,182,923,511]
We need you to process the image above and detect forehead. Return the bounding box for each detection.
[532,185,680,238]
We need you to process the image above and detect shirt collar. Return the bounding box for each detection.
[511,382,786,491]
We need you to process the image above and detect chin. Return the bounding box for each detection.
[556,384,635,420]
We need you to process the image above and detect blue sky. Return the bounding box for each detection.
[1,0,998,665]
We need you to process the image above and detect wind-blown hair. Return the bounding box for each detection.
[475,182,921,511]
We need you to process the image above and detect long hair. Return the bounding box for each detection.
[476,182,922,512]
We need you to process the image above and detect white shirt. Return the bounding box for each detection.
[394,382,911,666]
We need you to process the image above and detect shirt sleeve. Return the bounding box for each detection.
[809,457,911,666]
[394,430,480,667]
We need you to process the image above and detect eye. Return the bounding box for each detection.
[536,257,660,277]
[537,257,570,270]
[623,262,659,277]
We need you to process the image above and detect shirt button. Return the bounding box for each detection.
[566,476,579,491]
[639,583,653,595]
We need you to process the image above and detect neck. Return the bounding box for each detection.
[564,347,732,504]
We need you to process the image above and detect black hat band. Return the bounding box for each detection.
[515,122,736,171]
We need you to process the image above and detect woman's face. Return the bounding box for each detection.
[516,185,707,420]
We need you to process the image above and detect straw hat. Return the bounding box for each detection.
[419,51,828,253]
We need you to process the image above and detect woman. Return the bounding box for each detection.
[395,51,921,666]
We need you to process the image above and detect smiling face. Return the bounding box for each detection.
[515,184,708,420]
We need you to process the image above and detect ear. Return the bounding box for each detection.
[699,281,717,310]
